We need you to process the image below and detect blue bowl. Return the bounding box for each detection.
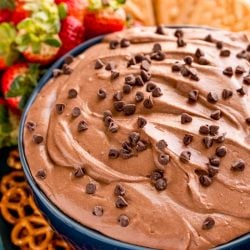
[19,29,250,250]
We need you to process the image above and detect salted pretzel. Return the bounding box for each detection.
[47,234,74,250]
[7,149,22,170]
[11,215,54,250]
[0,185,33,224]
[0,171,26,194]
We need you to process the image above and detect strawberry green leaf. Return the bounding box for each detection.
[0,0,15,10]
[58,3,67,20]
[32,42,41,54]
[0,105,8,124]
[44,38,61,48]
[6,76,26,97]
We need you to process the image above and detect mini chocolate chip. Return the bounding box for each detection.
[181,113,192,124]
[135,91,144,102]
[36,169,46,179]
[150,170,163,183]
[53,69,63,77]
[118,214,129,227]
[223,67,233,77]
[120,38,130,48]
[56,104,65,114]
[204,34,213,42]
[127,57,136,67]
[153,43,162,52]
[62,64,73,74]
[95,59,105,69]
[199,125,210,135]
[207,92,218,103]
[210,110,221,120]
[198,57,209,65]
[104,116,113,127]
[86,183,96,194]
[156,25,165,35]
[78,120,88,132]
[216,41,223,49]
[180,151,191,163]
[141,70,151,82]
[172,62,181,72]
[243,75,250,85]
[120,148,134,159]
[154,178,167,191]
[199,175,212,187]
[190,73,200,81]
[231,159,245,172]
[152,87,163,97]
[72,107,81,118]
[195,169,208,176]
[114,184,126,196]
[114,101,125,112]
[64,55,74,65]
[129,132,140,146]
[135,54,144,63]
[195,48,204,58]
[137,116,147,128]
[141,60,150,71]
[108,122,119,133]
[151,51,165,61]
[146,82,156,92]
[143,96,153,109]
[183,134,193,146]
[184,56,193,65]
[74,167,85,177]
[98,88,107,99]
[247,44,250,51]
[92,206,103,216]
[156,139,168,150]
[209,125,219,136]
[235,65,246,75]
[220,49,230,57]
[109,149,119,159]
[188,90,199,103]
[109,40,119,49]
[216,146,227,157]
[236,86,247,96]
[135,140,147,152]
[33,135,43,144]
[203,136,213,148]
[177,38,186,47]
[246,118,250,125]
[105,62,115,71]
[222,89,233,99]
[123,84,132,94]
[135,76,144,86]
[111,71,120,80]
[180,65,190,77]
[208,165,219,177]
[214,133,226,143]
[202,217,215,230]
[103,110,112,119]
[68,88,78,98]
[209,155,220,166]
[113,91,123,101]
[174,29,183,38]
[125,74,136,85]
[116,196,128,208]
[123,104,136,116]
[26,121,36,132]
[122,141,132,152]
[158,153,170,165]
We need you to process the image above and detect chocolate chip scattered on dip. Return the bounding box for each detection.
[23,26,250,249]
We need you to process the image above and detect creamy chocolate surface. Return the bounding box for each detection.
[23,27,250,249]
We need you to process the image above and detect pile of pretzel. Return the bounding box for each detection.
[0,149,73,250]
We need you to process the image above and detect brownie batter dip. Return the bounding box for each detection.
[23,26,250,249]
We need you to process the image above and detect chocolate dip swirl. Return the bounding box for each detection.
[23,27,250,249]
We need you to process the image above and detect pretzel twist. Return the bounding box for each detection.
[7,149,22,170]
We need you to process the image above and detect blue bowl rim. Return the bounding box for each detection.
[18,26,250,250]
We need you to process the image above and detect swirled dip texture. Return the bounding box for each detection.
[23,27,250,249]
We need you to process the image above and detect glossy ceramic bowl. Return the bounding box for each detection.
[19,27,250,250]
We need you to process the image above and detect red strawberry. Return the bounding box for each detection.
[55,0,87,23]
[11,1,30,25]
[0,9,12,23]
[57,16,85,57]
[1,63,28,110]
[1,63,40,111]
[84,7,126,39]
